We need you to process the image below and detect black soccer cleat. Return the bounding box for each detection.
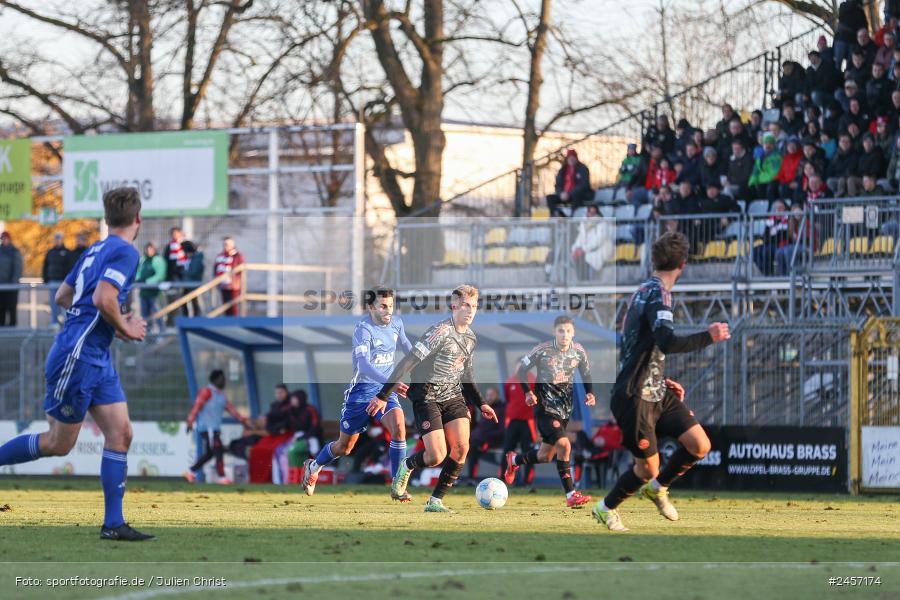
[99,523,156,541]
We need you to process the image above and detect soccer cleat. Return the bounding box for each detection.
[639,483,679,521]
[183,470,196,483]
[100,523,155,541]
[591,503,629,532]
[502,451,519,485]
[391,489,413,503]
[302,459,319,496]
[217,478,233,485]
[391,460,413,499]
[423,498,451,513]
[566,490,592,508]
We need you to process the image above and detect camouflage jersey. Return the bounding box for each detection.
[612,276,712,403]
[405,317,481,404]
[516,340,593,420]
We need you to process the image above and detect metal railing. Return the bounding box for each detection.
[799,197,900,274]
[151,262,347,321]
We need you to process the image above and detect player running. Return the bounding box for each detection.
[184,369,251,484]
[374,285,498,513]
[0,188,153,541]
[503,315,594,508]
[592,232,729,532]
[303,288,415,501]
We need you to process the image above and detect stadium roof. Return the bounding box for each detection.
[175,313,615,354]
[175,313,616,416]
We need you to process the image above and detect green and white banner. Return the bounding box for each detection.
[0,138,32,220]
[62,130,228,217]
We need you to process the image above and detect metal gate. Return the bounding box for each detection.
[851,317,900,493]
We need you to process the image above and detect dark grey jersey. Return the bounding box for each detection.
[612,276,712,402]
[517,340,592,420]
[408,317,478,404]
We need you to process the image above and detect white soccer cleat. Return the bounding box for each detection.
[592,502,629,532]
[302,459,319,496]
[639,483,679,521]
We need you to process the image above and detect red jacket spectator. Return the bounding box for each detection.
[591,421,624,460]
[775,145,803,184]
[652,160,676,191]
[504,372,536,423]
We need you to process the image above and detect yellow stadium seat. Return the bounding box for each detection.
[702,240,727,261]
[506,246,529,264]
[485,247,506,265]
[528,246,550,263]
[871,235,894,256]
[438,249,466,266]
[485,227,507,246]
[621,244,643,264]
[615,243,636,263]
[849,237,869,255]
[531,207,550,220]
[726,240,751,259]
[817,238,834,256]
[691,242,706,262]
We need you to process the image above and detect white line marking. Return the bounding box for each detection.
[101,562,864,600]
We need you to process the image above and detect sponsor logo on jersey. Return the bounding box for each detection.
[372,352,394,366]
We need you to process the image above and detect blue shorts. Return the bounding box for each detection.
[43,349,125,424]
[340,393,402,435]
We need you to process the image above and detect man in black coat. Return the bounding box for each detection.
[42,232,70,326]
[805,50,841,109]
[547,149,592,217]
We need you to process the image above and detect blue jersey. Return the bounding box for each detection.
[344,314,412,402]
[54,235,140,367]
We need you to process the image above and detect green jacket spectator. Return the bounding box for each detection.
[749,135,783,187]
[616,144,641,185]
[136,247,167,300]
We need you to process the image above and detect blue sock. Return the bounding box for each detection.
[312,442,337,470]
[101,449,127,529]
[0,433,42,466]
[389,440,407,478]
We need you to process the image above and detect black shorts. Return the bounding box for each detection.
[535,406,569,444]
[611,389,699,459]
[412,396,470,435]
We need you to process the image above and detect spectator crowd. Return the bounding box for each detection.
[556,0,900,276]
[0,226,250,330]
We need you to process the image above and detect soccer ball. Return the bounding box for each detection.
[475,477,508,510]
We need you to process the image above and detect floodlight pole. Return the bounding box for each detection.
[267,129,279,317]
[351,123,365,316]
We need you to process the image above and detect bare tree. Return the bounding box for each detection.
[0,0,295,133]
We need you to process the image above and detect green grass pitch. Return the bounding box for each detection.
[0,478,898,599]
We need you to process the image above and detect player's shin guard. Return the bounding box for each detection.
[0,433,42,466]
[388,440,407,478]
[404,450,428,470]
[656,446,702,488]
[514,449,539,466]
[556,459,575,494]
[100,449,127,529]
[431,458,463,500]
[603,468,645,510]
